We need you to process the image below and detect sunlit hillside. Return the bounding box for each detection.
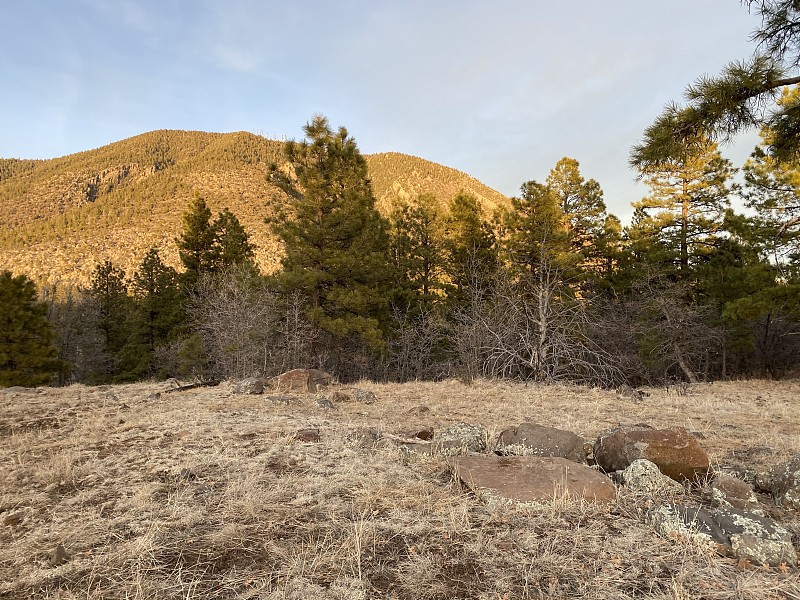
[0,131,509,289]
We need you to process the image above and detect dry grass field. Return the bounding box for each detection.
[1,378,799,599]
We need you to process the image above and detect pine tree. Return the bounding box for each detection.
[117,248,184,380]
[630,1,800,166]
[209,208,256,270]
[443,191,497,302]
[0,271,63,387]
[176,193,215,288]
[86,260,131,381]
[268,115,393,349]
[388,194,447,311]
[545,157,608,261]
[631,136,734,274]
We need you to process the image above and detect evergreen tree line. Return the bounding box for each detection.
[2,114,799,387]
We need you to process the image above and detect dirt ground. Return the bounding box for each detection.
[1,378,799,599]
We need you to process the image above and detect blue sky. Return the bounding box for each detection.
[0,1,766,221]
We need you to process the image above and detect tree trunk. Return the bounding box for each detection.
[674,342,698,383]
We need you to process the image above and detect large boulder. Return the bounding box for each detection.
[234,377,264,395]
[435,423,487,455]
[594,425,709,483]
[761,455,800,510]
[648,503,797,567]
[268,369,333,393]
[702,474,764,515]
[495,423,586,462]
[617,459,684,496]
[451,455,616,505]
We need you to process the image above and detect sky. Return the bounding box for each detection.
[0,1,768,222]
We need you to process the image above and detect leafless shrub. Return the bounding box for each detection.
[189,264,280,379]
[386,306,451,381]
[451,263,620,386]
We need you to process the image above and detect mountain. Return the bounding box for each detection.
[0,130,509,288]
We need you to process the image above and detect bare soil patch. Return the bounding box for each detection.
[1,379,799,599]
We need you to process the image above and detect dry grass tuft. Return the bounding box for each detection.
[1,379,799,598]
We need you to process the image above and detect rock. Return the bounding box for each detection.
[594,425,709,483]
[3,386,30,394]
[234,377,264,395]
[353,389,377,404]
[617,459,684,495]
[648,503,797,567]
[348,427,382,448]
[616,384,649,401]
[293,428,320,443]
[451,455,616,505]
[702,475,763,515]
[763,455,800,510]
[269,369,333,393]
[3,512,23,526]
[314,397,337,410]
[330,391,351,403]
[409,426,434,441]
[49,544,68,567]
[265,395,302,406]
[436,423,487,455]
[495,423,586,462]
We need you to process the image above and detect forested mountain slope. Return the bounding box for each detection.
[0,131,509,288]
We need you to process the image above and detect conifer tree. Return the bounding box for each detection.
[503,181,570,276]
[87,260,130,369]
[631,136,734,274]
[209,208,256,270]
[176,193,215,288]
[116,248,184,380]
[443,191,497,302]
[268,115,393,349]
[0,271,63,387]
[545,157,608,260]
[388,194,447,311]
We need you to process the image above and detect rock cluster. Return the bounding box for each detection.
[373,417,799,568]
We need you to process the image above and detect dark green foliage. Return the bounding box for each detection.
[209,208,256,270]
[442,191,497,305]
[115,249,184,381]
[268,115,393,351]
[631,1,800,167]
[388,195,447,312]
[0,272,63,387]
[176,194,216,288]
[87,260,131,366]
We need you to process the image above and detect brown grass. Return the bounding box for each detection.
[1,379,799,599]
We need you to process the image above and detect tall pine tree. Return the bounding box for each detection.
[0,272,63,387]
[268,115,393,350]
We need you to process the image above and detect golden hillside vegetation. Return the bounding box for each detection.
[0,131,509,289]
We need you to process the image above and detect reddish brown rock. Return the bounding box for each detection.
[293,428,320,443]
[594,425,709,483]
[450,455,616,504]
[268,369,333,393]
[703,475,763,514]
[495,423,586,462]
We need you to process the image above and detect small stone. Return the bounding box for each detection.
[495,423,586,462]
[618,459,684,496]
[234,377,264,395]
[294,428,320,443]
[353,389,377,404]
[314,397,336,410]
[50,544,67,567]
[3,513,23,526]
